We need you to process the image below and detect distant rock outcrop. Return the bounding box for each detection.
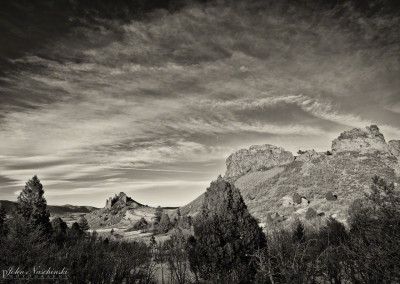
[105,192,142,209]
[224,145,294,182]
[331,125,389,154]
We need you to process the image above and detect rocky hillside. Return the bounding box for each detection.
[181,125,400,226]
[85,192,177,229]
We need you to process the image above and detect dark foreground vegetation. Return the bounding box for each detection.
[0,175,399,283]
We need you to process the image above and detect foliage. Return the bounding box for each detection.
[305,207,317,220]
[51,217,68,245]
[78,216,90,231]
[254,175,400,284]
[343,175,400,283]
[127,217,149,232]
[0,205,7,236]
[158,213,173,233]
[292,192,302,204]
[325,191,337,201]
[154,206,163,224]
[187,176,266,282]
[16,175,52,235]
[164,229,192,284]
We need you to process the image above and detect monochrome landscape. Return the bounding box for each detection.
[0,0,399,283]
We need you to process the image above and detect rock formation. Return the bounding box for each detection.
[181,125,400,225]
[105,192,142,209]
[389,140,400,161]
[224,144,294,182]
[331,125,390,153]
[296,150,323,162]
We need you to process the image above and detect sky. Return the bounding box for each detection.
[0,0,399,207]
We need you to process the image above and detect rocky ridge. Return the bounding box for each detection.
[224,145,294,182]
[181,125,400,226]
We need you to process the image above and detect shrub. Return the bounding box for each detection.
[78,216,90,231]
[292,192,302,204]
[127,217,149,232]
[305,207,317,220]
[325,191,337,201]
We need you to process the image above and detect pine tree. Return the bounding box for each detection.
[0,204,7,235]
[158,213,172,233]
[69,222,83,239]
[51,217,68,245]
[17,175,51,235]
[187,176,266,282]
[78,216,90,231]
[155,206,163,224]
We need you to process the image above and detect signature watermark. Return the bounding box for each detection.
[2,266,68,280]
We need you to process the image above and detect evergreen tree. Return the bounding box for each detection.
[17,175,51,235]
[154,206,163,224]
[0,204,7,236]
[78,216,90,231]
[51,217,68,245]
[187,176,266,282]
[158,213,172,233]
[69,222,83,239]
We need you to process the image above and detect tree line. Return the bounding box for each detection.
[0,174,399,283]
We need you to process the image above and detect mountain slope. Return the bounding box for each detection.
[181,125,400,225]
[0,200,98,215]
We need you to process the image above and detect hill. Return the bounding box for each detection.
[85,192,177,229]
[0,200,98,215]
[181,125,400,226]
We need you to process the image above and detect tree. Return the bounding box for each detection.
[132,217,149,232]
[155,206,163,224]
[17,175,51,235]
[158,213,172,233]
[78,216,90,231]
[0,205,7,236]
[187,176,266,282]
[51,217,68,245]
[165,229,190,284]
[344,176,400,283]
[69,222,83,239]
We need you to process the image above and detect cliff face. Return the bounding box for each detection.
[181,125,400,225]
[224,145,294,183]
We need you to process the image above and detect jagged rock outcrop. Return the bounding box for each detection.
[296,150,323,162]
[224,145,294,182]
[105,192,142,209]
[331,125,390,153]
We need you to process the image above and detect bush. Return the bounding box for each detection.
[78,216,90,231]
[292,192,302,204]
[325,191,337,201]
[127,217,149,232]
[305,207,317,220]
